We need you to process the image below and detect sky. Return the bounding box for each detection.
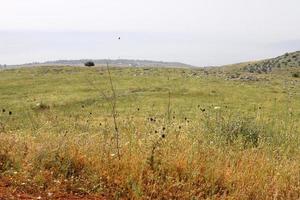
[0,0,300,66]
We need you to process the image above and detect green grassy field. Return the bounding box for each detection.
[0,66,300,199]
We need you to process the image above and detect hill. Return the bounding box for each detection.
[244,51,300,73]
[222,51,300,74]
[4,59,194,69]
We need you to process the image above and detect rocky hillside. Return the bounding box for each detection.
[245,51,300,73]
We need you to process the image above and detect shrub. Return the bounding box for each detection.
[33,145,88,179]
[84,61,95,67]
[0,152,14,172]
[219,117,261,147]
[202,112,262,148]
[33,102,50,111]
[0,134,21,172]
[292,72,300,78]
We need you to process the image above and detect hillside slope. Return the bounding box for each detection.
[243,51,300,73]
[221,51,300,74]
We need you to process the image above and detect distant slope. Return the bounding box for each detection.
[222,51,300,74]
[244,51,300,73]
[17,59,195,68]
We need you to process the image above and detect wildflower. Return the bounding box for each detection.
[214,106,221,110]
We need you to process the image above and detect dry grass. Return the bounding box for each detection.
[0,113,300,199]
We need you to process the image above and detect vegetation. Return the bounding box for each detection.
[84,61,95,67]
[292,72,300,78]
[220,51,300,75]
[0,66,300,199]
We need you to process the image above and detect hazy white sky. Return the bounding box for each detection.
[1,0,300,65]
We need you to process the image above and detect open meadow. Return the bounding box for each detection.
[0,66,300,199]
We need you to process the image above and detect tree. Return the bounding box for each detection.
[84,61,95,67]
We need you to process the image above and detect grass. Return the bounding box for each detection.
[0,66,300,199]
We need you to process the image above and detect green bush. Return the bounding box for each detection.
[202,112,262,148]
[84,61,95,67]
[292,72,300,78]
[219,117,261,147]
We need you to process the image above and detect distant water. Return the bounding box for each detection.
[0,31,299,66]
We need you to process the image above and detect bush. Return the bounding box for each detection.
[219,117,261,147]
[0,134,20,172]
[0,152,14,172]
[84,61,95,67]
[292,72,300,78]
[202,112,262,148]
[33,102,50,111]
